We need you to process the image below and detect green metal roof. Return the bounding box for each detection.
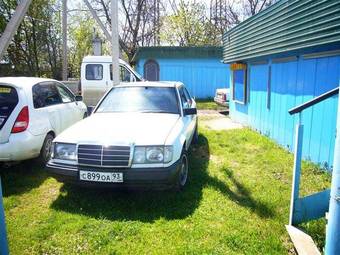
[222,0,340,63]
[133,46,223,61]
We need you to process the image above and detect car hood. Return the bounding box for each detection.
[55,112,180,146]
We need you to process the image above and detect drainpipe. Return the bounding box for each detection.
[325,85,340,254]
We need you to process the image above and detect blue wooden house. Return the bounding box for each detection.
[223,0,340,169]
[133,46,229,99]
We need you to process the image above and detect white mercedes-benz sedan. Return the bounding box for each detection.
[46,81,198,190]
[0,77,87,165]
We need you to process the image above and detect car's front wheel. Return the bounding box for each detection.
[175,152,189,191]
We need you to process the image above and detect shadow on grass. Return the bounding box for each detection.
[51,134,274,222]
[208,168,274,218]
[0,161,48,197]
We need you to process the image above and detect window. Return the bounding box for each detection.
[86,64,103,80]
[178,87,191,109]
[120,66,132,82]
[110,65,134,82]
[183,88,193,107]
[32,83,62,108]
[0,85,18,130]
[56,84,75,103]
[231,63,247,104]
[144,59,159,81]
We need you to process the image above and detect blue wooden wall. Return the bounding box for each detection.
[230,54,340,169]
[136,58,229,98]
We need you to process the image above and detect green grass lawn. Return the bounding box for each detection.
[196,99,228,111]
[1,120,330,254]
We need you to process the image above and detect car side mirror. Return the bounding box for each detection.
[183,108,197,116]
[75,95,83,101]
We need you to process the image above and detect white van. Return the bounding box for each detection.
[80,56,143,106]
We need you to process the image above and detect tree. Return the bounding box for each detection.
[67,9,96,78]
[160,0,219,46]
[0,0,62,78]
[209,0,240,35]
[242,0,277,16]
[88,0,164,64]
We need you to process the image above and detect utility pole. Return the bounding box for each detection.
[111,0,120,86]
[325,84,340,254]
[62,0,68,81]
[0,0,32,60]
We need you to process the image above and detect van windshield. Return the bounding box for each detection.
[95,86,179,114]
[0,85,18,130]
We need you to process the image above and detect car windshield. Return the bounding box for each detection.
[95,86,179,114]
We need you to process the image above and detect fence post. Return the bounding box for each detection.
[289,114,304,225]
[325,87,340,254]
[0,177,8,255]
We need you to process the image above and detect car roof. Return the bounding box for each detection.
[0,77,56,88]
[82,56,127,65]
[116,81,183,88]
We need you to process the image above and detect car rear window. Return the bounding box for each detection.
[0,85,18,130]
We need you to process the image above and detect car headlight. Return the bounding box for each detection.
[53,143,77,161]
[133,146,173,164]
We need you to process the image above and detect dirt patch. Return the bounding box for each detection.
[198,110,243,131]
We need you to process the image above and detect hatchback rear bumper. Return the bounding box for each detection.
[0,131,45,162]
[46,159,181,189]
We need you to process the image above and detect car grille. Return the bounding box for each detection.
[77,144,131,167]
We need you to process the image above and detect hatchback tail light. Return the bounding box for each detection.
[11,106,29,133]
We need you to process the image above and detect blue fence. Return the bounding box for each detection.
[230,54,340,169]
[136,58,230,99]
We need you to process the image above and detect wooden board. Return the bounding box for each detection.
[286,225,321,255]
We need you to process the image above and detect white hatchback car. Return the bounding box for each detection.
[47,81,198,190]
[0,77,87,165]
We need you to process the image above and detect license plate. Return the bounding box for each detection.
[0,88,11,93]
[79,170,123,183]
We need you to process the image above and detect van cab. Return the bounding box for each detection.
[80,56,143,106]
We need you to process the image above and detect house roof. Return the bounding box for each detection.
[133,46,223,62]
[223,0,340,63]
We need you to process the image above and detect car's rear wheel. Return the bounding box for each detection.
[175,152,189,191]
[36,133,54,166]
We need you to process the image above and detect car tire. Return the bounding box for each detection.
[174,151,189,191]
[192,124,198,144]
[83,112,88,119]
[36,133,54,166]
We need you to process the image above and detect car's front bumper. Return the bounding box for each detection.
[46,159,181,189]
